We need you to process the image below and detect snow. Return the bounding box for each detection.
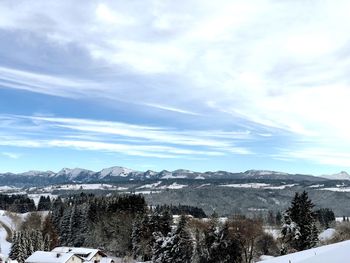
[221,183,271,189]
[319,228,336,241]
[264,227,281,239]
[320,187,350,192]
[26,251,76,263]
[197,183,211,188]
[43,184,122,191]
[195,176,205,180]
[221,183,296,189]
[57,168,93,179]
[137,181,162,189]
[99,166,135,178]
[0,186,18,192]
[159,183,187,189]
[134,190,161,195]
[264,184,297,190]
[0,226,11,256]
[52,247,102,261]
[161,174,187,179]
[308,184,324,188]
[258,240,350,263]
[336,217,350,222]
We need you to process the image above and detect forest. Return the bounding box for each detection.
[6,191,342,263]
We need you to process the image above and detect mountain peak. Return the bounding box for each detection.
[98,166,135,178]
[323,171,350,180]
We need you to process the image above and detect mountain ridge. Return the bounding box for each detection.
[0,166,332,186]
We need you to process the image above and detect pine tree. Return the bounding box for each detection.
[152,215,193,263]
[9,231,19,260]
[281,191,318,252]
[59,206,72,245]
[215,223,242,263]
[131,216,143,259]
[42,214,59,250]
[43,234,51,251]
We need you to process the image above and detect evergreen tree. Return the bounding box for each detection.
[9,231,19,260]
[43,234,51,251]
[37,196,52,211]
[152,215,193,263]
[42,214,59,250]
[59,206,72,245]
[215,223,242,263]
[281,191,318,252]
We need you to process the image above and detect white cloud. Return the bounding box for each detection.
[1,0,350,168]
[1,152,21,159]
[0,115,252,158]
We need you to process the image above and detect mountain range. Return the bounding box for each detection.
[0,166,344,186]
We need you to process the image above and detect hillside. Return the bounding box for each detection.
[259,240,350,263]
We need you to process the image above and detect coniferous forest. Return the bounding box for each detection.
[7,191,338,263]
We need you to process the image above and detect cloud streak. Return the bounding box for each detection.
[1,0,350,172]
[0,115,252,159]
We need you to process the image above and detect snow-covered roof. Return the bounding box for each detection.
[25,251,76,263]
[51,247,106,261]
[258,240,350,263]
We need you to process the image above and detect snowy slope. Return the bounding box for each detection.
[98,166,135,178]
[322,171,350,180]
[258,240,350,263]
[0,227,11,256]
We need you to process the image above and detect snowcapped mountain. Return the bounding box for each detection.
[322,171,350,180]
[244,170,288,177]
[19,170,55,177]
[56,168,95,180]
[98,166,136,178]
[0,166,328,186]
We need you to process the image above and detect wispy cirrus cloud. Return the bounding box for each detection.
[1,152,21,159]
[1,0,350,172]
[0,114,252,159]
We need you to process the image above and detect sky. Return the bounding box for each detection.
[0,0,350,174]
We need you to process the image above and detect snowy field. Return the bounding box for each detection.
[220,183,297,190]
[259,240,350,263]
[42,184,128,191]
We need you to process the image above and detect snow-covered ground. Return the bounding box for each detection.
[319,228,336,241]
[264,227,281,239]
[258,240,350,263]
[0,226,11,256]
[42,184,127,191]
[220,183,296,190]
[320,187,350,192]
[137,181,162,189]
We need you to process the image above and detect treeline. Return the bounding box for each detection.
[155,204,207,218]
[0,194,35,213]
[8,191,338,262]
[133,212,281,262]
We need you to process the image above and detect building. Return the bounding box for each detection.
[51,247,107,263]
[25,251,83,263]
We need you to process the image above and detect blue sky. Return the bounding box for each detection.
[0,0,349,174]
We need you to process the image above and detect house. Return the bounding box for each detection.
[25,251,83,263]
[51,247,108,263]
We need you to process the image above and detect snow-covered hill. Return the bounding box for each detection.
[0,166,328,186]
[259,240,350,263]
[322,171,350,180]
[98,166,135,178]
